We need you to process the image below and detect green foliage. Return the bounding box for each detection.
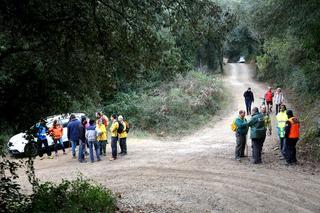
[30,177,116,213]
[0,0,236,132]
[105,71,223,135]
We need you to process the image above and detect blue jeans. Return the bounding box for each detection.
[88,140,101,162]
[78,139,86,162]
[70,139,79,157]
[245,100,252,115]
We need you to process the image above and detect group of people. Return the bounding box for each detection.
[233,87,300,165]
[34,112,129,163]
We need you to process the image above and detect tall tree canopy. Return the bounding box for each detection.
[0,0,236,130]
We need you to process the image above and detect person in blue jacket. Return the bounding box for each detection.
[67,114,81,158]
[36,118,52,159]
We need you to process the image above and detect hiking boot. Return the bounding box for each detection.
[109,157,116,161]
[39,156,44,160]
[235,157,241,162]
[118,152,123,155]
[48,155,54,159]
[279,156,285,160]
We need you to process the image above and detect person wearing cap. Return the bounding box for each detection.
[243,87,254,115]
[118,115,127,156]
[284,110,300,165]
[274,88,284,115]
[36,118,53,159]
[109,114,119,161]
[67,114,81,158]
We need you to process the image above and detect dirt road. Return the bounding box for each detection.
[21,63,320,212]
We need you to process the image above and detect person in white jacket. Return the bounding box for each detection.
[274,88,284,115]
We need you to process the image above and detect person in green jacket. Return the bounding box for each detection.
[234,110,249,161]
[247,107,267,164]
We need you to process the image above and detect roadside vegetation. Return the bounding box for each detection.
[223,0,320,161]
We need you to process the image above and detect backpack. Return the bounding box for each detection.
[125,121,130,133]
[117,122,124,134]
[231,119,237,132]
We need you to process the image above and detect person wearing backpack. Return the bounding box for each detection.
[109,114,119,161]
[247,107,267,164]
[118,115,127,156]
[35,118,53,160]
[233,110,248,161]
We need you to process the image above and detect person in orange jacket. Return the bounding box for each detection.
[284,110,300,165]
[49,119,66,157]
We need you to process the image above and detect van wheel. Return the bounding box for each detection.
[24,143,38,157]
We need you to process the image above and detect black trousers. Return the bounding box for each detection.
[235,134,246,158]
[251,138,264,164]
[119,138,127,154]
[284,138,298,164]
[111,137,118,158]
[276,104,281,115]
[38,139,51,157]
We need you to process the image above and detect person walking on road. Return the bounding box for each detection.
[86,119,101,163]
[109,114,119,161]
[274,88,284,115]
[247,107,267,164]
[234,110,248,161]
[284,110,300,165]
[265,87,274,113]
[276,104,288,159]
[118,115,128,156]
[49,119,65,157]
[36,118,53,159]
[243,87,254,115]
[67,114,81,158]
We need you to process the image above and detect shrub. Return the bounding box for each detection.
[105,71,223,135]
[30,177,117,213]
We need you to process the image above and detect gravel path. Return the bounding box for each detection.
[19,63,320,212]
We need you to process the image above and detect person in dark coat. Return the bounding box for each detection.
[67,114,81,158]
[243,87,254,115]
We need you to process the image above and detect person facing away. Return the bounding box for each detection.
[284,110,300,165]
[109,114,119,161]
[67,114,81,158]
[274,87,284,115]
[276,104,288,159]
[118,115,128,156]
[96,119,107,156]
[243,87,254,115]
[86,119,101,163]
[49,119,65,157]
[36,118,53,159]
[234,110,248,161]
[78,116,87,163]
[247,107,267,164]
[265,87,274,113]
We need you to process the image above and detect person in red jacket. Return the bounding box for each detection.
[264,87,274,113]
[49,119,66,157]
[284,110,300,165]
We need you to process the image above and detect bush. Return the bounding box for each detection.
[30,177,117,213]
[105,71,224,135]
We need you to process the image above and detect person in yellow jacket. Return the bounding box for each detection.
[276,104,288,159]
[109,114,119,161]
[118,115,127,156]
[96,119,107,156]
